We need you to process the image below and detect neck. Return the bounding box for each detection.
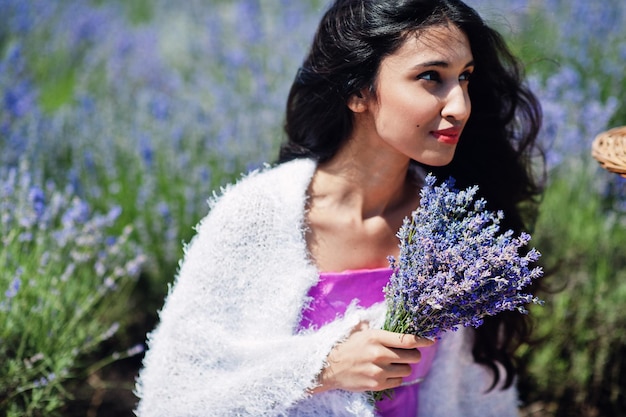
[312,141,416,219]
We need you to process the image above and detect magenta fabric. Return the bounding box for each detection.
[298,268,437,417]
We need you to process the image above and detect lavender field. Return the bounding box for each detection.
[1,1,625,416]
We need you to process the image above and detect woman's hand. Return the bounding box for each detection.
[311,322,435,394]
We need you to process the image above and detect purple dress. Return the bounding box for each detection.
[298,268,437,417]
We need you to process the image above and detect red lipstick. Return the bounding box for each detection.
[432,127,461,145]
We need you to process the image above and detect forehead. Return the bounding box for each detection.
[385,24,472,66]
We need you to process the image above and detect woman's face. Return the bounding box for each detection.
[353,24,474,167]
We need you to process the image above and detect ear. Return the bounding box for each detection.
[347,90,369,113]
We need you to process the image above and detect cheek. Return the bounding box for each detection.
[381,92,435,125]
[373,86,441,138]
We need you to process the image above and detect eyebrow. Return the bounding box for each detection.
[413,59,475,69]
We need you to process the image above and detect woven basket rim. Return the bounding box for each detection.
[591,126,626,177]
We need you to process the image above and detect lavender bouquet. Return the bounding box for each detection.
[371,174,543,403]
[383,174,543,340]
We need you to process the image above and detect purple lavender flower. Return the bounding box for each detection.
[5,275,22,300]
[383,174,543,339]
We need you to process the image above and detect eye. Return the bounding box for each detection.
[459,70,473,82]
[417,71,441,82]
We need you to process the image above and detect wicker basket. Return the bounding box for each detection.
[592,126,626,177]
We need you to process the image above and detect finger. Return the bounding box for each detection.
[399,334,436,348]
[375,330,436,349]
[389,346,422,364]
[384,362,413,378]
[384,377,405,390]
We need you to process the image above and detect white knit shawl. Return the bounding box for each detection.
[135,158,519,417]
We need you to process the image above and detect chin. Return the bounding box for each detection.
[414,154,455,167]
[429,160,453,167]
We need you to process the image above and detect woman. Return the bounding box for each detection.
[135,0,543,416]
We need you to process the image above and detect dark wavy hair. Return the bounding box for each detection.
[279,0,544,390]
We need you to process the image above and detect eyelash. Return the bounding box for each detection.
[459,70,473,82]
[417,70,473,83]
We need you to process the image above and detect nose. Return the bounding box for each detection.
[441,83,471,122]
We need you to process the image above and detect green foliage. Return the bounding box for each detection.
[519,163,626,415]
[0,163,145,416]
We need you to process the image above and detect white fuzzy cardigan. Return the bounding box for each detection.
[135,158,519,417]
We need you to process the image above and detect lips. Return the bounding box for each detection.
[431,127,461,145]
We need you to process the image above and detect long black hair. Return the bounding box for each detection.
[279,0,544,390]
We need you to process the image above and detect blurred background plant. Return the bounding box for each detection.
[472,2,626,416]
[0,161,144,416]
[1,0,624,415]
